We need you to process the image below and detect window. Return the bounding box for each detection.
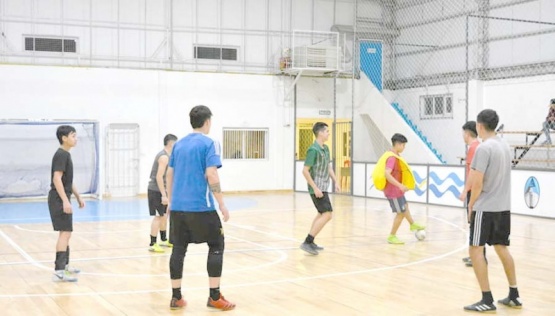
[446,96,453,114]
[424,97,433,116]
[434,96,444,115]
[24,36,77,53]
[223,128,268,160]
[194,46,238,61]
[420,94,454,119]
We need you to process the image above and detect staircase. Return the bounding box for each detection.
[391,102,446,163]
[498,130,555,169]
[354,74,443,164]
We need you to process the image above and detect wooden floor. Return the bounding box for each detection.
[0,192,554,315]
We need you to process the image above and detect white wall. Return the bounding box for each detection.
[488,0,555,68]
[384,83,467,164]
[393,0,555,78]
[0,64,294,195]
[354,74,440,164]
[484,74,555,138]
[295,77,352,120]
[380,73,555,165]
[0,0,355,72]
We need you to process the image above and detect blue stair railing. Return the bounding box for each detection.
[391,103,446,163]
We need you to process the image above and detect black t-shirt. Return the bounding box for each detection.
[50,148,73,195]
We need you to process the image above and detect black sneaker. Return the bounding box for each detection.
[300,242,318,255]
[311,243,324,251]
[462,257,471,263]
[463,300,496,313]
[498,297,522,309]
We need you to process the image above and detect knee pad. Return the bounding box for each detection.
[207,240,224,277]
[169,245,188,280]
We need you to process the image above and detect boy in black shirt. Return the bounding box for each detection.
[49,125,85,282]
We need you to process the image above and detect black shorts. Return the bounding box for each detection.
[169,211,224,245]
[148,190,167,216]
[388,196,407,213]
[310,192,333,213]
[466,191,471,221]
[48,190,73,232]
[469,211,511,247]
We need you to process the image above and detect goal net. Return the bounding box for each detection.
[0,121,99,199]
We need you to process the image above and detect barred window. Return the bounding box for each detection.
[223,128,268,160]
[420,94,453,119]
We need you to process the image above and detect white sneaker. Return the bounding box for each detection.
[65,265,81,274]
[52,270,78,282]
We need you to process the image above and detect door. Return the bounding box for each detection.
[359,40,383,91]
[106,123,140,197]
[333,121,352,194]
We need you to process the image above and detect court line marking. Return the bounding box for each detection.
[13,225,143,234]
[0,228,291,278]
[0,241,468,298]
[76,235,289,277]
[0,228,49,271]
[0,214,152,223]
[0,247,298,267]
[0,208,313,224]
[0,213,469,298]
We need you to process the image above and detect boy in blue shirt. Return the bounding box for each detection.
[166,105,235,311]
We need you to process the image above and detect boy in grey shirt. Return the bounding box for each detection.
[464,109,522,312]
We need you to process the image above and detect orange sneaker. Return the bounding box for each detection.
[170,297,187,310]
[207,294,236,311]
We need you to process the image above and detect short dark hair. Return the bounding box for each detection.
[163,134,177,146]
[550,98,555,105]
[477,109,499,132]
[312,122,328,136]
[190,105,212,129]
[391,133,408,145]
[56,125,76,144]
[462,121,477,138]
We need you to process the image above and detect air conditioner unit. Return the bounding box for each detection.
[293,45,339,70]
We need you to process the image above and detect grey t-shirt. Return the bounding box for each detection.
[470,135,511,212]
[148,150,169,192]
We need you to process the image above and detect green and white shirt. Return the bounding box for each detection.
[304,141,331,194]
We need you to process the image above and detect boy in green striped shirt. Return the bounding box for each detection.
[300,122,340,255]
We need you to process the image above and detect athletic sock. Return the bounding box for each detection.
[509,286,519,300]
[172,288,182,300]
[482,291,494,305]
[210,287,221,301]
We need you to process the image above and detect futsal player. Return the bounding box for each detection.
[166,105,235,311]
[464,109,522,312]
[48,125,85,282]
[300,122,340,255]
[382,133,425,245]
[459,121,485,267]
[147,134,177,253]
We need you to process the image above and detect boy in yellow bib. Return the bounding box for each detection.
[375,133,425,244]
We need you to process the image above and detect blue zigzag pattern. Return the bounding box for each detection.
[429,172,464,187]
[429,184,461,199]
[369,170,462,199]
[412,171,427,197]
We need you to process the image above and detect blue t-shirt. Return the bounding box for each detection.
[169,133,222,212]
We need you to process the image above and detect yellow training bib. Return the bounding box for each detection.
[372,152,416,191]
